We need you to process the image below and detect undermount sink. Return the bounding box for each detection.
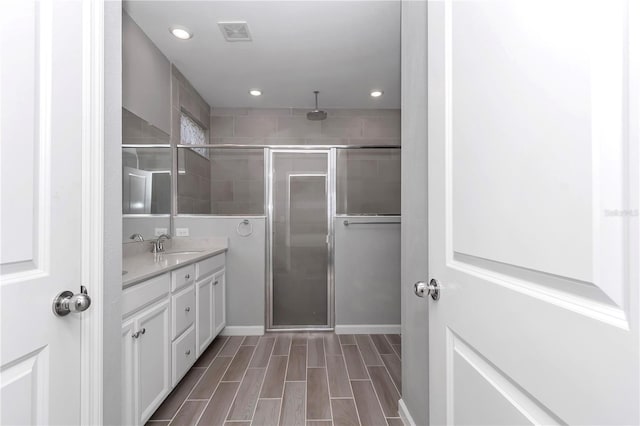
[161,250,204,256]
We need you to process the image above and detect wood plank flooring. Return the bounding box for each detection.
[147,332,402,426]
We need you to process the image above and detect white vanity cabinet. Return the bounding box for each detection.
[121,252,226,426]
[170,264,197,386]
[213,268,226,334]
[120,274,172,426]
[195,254,226,356]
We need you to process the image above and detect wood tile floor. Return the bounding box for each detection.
[147,332,402,426]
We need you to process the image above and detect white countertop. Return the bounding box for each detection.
[122,238,228,288]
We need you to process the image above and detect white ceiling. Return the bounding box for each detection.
[123,1,401,109]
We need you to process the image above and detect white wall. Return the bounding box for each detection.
[122,11,170,134]
[334,217,401,332]
[173,216,266,330]
[400,1,430,425]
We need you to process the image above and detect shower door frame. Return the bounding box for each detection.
[266,148,336,331]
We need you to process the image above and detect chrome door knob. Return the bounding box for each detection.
[53,285,92,316]
[414,279,440,301]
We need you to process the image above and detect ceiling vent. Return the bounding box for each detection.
[218,21,252,42]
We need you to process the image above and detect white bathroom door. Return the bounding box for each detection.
[1,1,87,424]
[427,1,639,425]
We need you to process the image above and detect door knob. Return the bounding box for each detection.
[414,279,440,301]
[53,285,92,316]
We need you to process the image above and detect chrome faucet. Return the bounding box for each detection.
[129,233,144,242]
[152,234,172,253]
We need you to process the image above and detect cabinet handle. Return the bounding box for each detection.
[185,306,191,312]
[214,280,219,286]
[140,328,146,335]
[132,331,140,339]
[185,349,191,356]
[185,274,190,280]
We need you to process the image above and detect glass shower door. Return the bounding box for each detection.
[271,151,329,327]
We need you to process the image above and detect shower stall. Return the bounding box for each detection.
[265,145,400,330]
[169,141,401,331]
[268,149,334,329]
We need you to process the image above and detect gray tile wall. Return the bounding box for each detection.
[336,149,401,215]
[177,149,212,214]
[172,65,213,214]
[209,149,265,215]
[122,107,170,145]
[209,108,400,146]
[206,108,400,216]
[171,65,211,143]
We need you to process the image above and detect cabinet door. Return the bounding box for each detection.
[136,299,171,424]
[121,319,137,426]
[196,276,214,356]
[213,269,226,335]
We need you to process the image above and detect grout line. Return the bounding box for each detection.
[305,334,310,423]
[250,332,279,424]
[377,336,402,397]
[377,334,403,413]
[165,341,228,425]
[223,344,258,423]
[278,333,299,426]
[340,336,362,426]
[197,336,229,369]
[382,334,395,349]
[355,335,389,421]
[192,338,247,426]
[323,335,335,425]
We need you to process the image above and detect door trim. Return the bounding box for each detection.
[80,0,105,424]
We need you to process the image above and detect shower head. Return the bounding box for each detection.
[306,91,327,121]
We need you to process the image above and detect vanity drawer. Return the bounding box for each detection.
[122,273,170,318]
[172,284,195,339]
[172,325,196,386]
[197,253,225,279]
[171,264,195,292]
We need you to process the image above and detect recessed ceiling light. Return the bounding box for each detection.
[249,89,262,97]
[370,90,384,98]
[170,27,192,40]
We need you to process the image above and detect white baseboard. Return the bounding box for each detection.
[220,325,265,336]
[398,399,417,426]
[334,324,401,334]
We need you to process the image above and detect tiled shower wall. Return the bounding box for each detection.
[177,149,212,214]
[198,108,401,215]
[209,108,401,146]
[172,65,213,213]
[122,108,170,145]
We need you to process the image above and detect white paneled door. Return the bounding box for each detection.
[1,1,90,424]
[427,1,639,425]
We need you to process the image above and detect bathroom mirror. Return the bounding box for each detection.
[122,146,172,242]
